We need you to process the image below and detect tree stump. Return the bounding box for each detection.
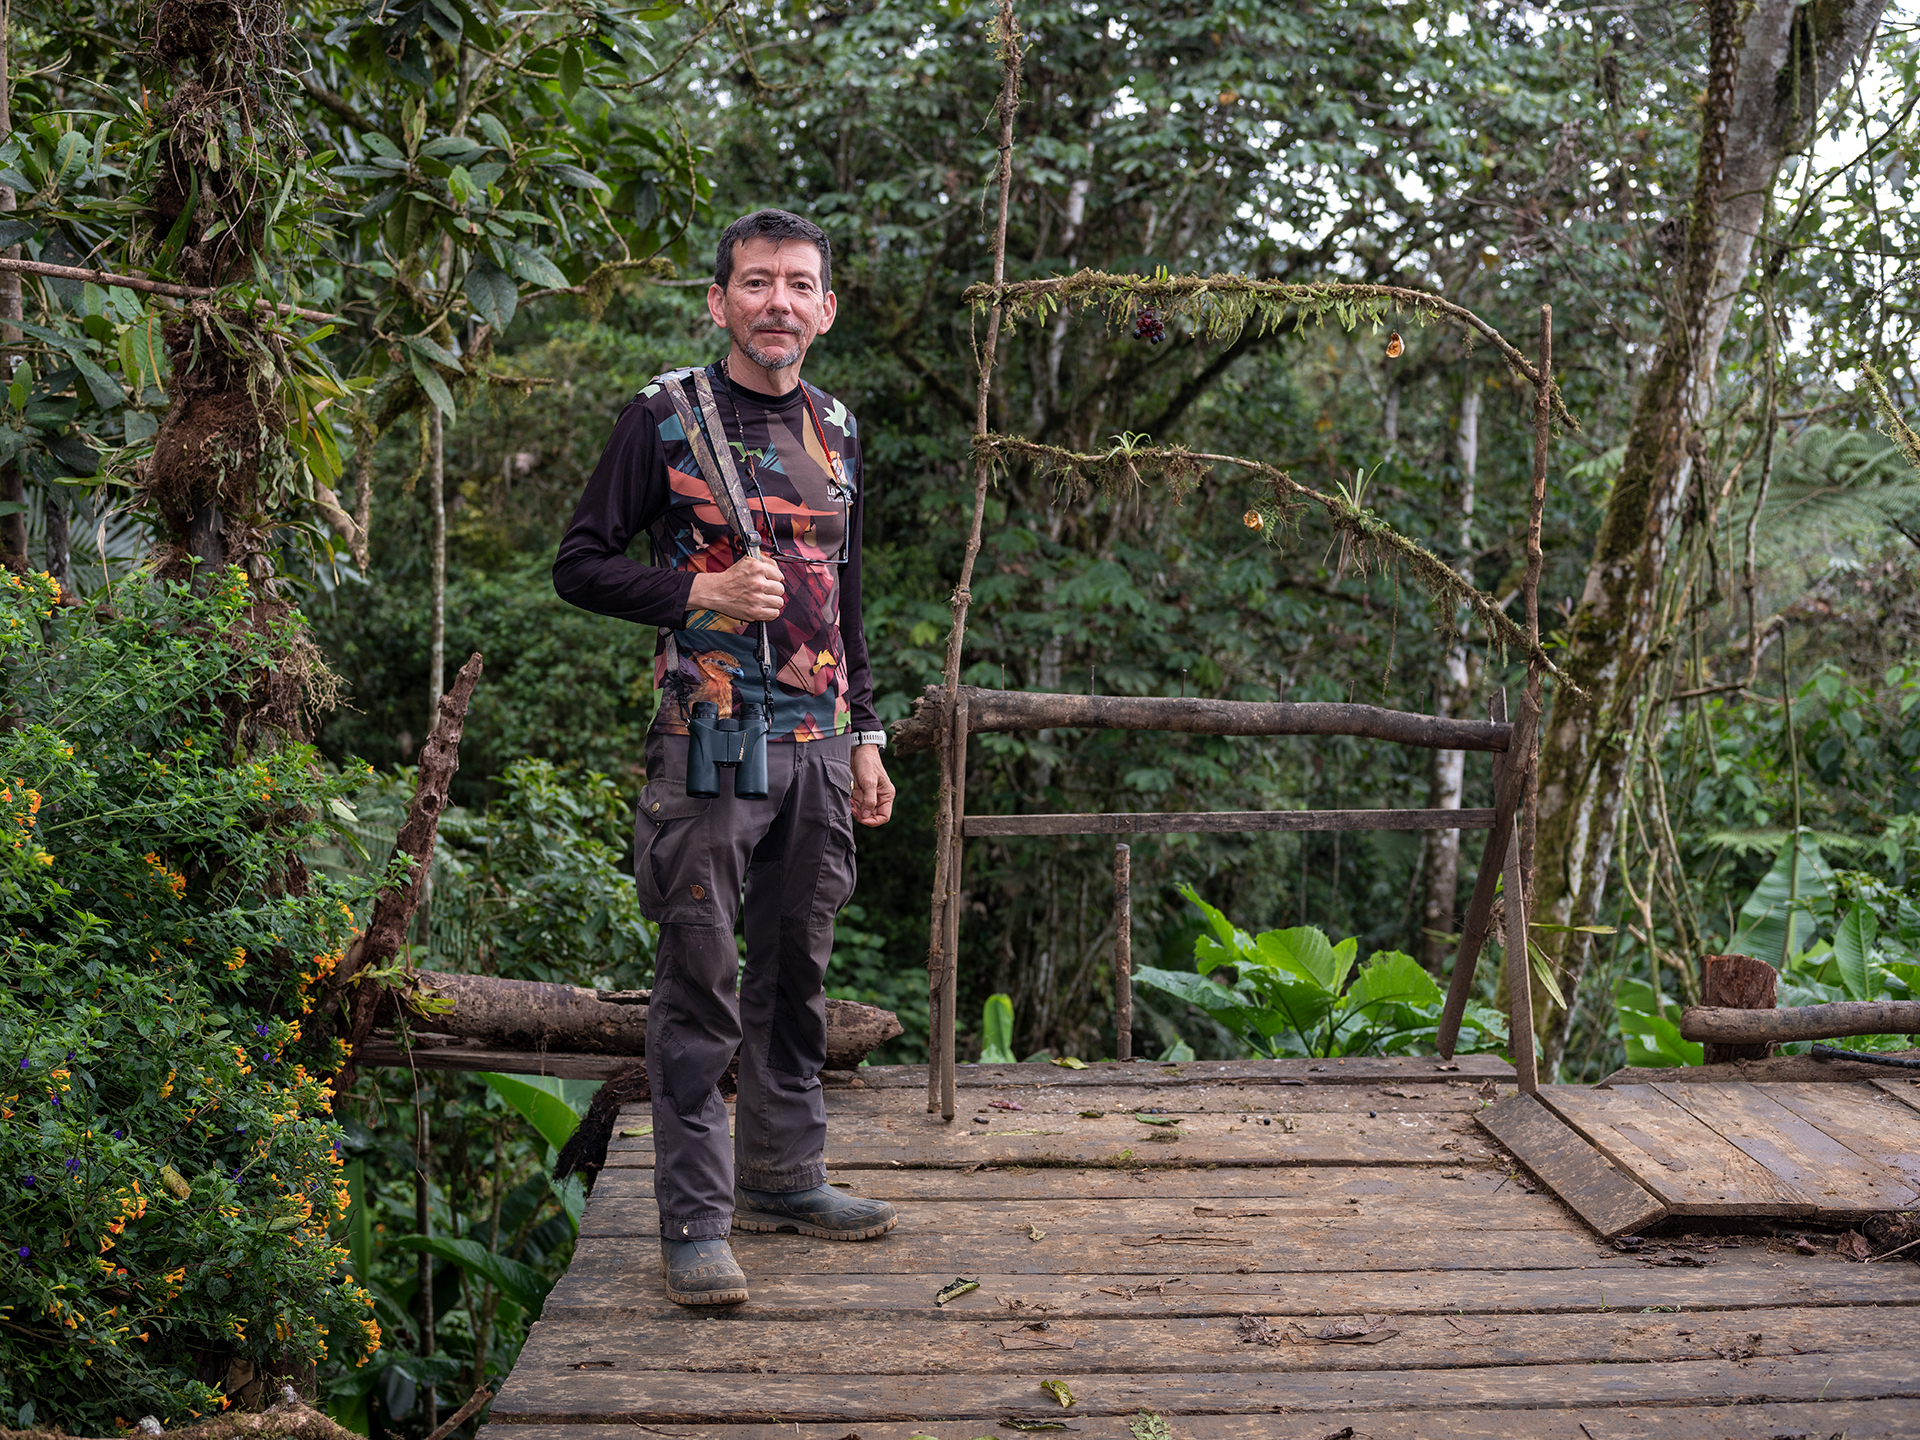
[1701,953,1778,1063]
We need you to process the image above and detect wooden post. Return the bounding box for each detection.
[925,711,949,1115]
[1114,843,1132,1061]
[1503,810,1537,1094]
[940,691,969,1121]
[1700,953,1778,1063]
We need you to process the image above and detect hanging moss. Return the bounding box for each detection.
[963,268,1576,429]
[970,432,1578,693]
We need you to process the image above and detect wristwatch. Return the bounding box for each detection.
[855,730,887,749]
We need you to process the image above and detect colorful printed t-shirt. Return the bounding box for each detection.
[552,364,874,743]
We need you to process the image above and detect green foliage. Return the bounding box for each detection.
[0,572,377,1427]
[1133,885,1508,1060]
[979,994,1017,1064]
[475,1074,583,1153]
[826,904,929,1067]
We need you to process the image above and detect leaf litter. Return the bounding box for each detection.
[1238,1313,1401,1346]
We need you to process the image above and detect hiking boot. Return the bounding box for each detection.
[659,1237,749,1306]
[733,1183,898,1240]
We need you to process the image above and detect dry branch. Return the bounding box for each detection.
[891,685,1514,755]
[1679,1001,1920,1044]
[0,255,347,324]
[973,434,1575,690]
[330,652,484,1102]
[961,270,1575,428]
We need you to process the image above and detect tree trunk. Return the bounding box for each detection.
[1531,0,1887,1075]
[1420,383,1479,971]
[0,0,21,576]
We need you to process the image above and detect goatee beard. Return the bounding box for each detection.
[740,328,805,371]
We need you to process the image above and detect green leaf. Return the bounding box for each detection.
[51,130,89,187]
[408,348,456,420]
[1526,941,1569,1010]
[393,1234,553,1312]
[1729,834,1832,965]
[477,1071,582,1149]
[1833,906,1878,1003]
[403,332,464,370]
[541,161,610,193]
[1342,949,1443,1015]
[559,45,585,102]
[462,257,518,330]
[71,353,125,410]
[980,992,1016,1064]
[503,241,569,290]
[1252,925,1353,993]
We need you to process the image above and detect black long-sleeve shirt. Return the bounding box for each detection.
[553,368,877,738]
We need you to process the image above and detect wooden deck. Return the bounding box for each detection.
[480,1058,1920,1439]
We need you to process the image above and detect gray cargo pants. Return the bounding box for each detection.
[633,730,858,1240]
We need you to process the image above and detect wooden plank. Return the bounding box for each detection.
[1598,1052,1920,1086]
[605,1108,1480,1169]
[1477,1093,1666,1237]
[1650,1081,1916,1215]
[562,1217,1611,1276]
[1537,1085,1817,1216]
[1762,1082,1920,1200]
[588,1160,1518,1203]
[962,807,1496,837]
[478,1401,1920,1440]
[506,1305,1920,1379]
[578,1192,1581,1244]
[851,1056,1514,1088]
[1872,1076,1920,1116]
[890,685,1514,753]
[484,1346,1918,1423]
[824,1081,1494,1116]
[543,1248,1920,1323]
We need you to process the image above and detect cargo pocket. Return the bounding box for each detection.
[634,781,717,924]
[816,755,859,920]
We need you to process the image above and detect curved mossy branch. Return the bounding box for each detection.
[962,269,1577,430]
[971,432,1579,694]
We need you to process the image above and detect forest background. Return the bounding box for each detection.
[1,0,1918,1434]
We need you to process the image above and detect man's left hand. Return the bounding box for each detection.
[851,745,895,826]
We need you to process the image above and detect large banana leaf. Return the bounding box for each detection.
[1728,834,1832,965]
[478,1071,584,1151]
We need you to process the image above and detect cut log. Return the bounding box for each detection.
[382,972,902,1072]
[1701,952,1778,1064]
[889,685,1512,755]
[1679,1001,1920,1044]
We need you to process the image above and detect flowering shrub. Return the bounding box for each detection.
[0,571,381,1429]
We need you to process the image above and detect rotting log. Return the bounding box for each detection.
[1597,1051,1920,1085]
[7,1395,365,1440]
[1701,953,1778,1064]
[372,978,902,1072]
[1679,1001,1920,1045]
[891,685,1513,756]
[330,652,484,1104]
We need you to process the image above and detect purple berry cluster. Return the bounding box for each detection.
[1132,307,1167,343]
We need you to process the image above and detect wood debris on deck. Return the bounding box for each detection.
[478,1057,1920,1440]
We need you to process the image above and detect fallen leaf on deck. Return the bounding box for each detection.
[1439,1170,1464,1179]
[618,1126,653,1138]
[990,1099,1025,1111]
[1640,1251,1710,1268]
[1794,1236,1820,1255]
[1477,1080,1499,1100]
[1078,1110,1104,1118]
[1041,1379,1075,1407]
[1134,1113,1182,1126]
[1195,1206,1271,1218]
[1432,1063,1461,1072]
[1712,1331,1762,1359]
[1123,1233,1247,1247]
[1445,1315,1500,1336]
[1052,1057,1088,1070]
[935,1277,981,1306]
[1837,1230,1873,1262]
[1028,1224,1046,1241]
[998,1421,1070,1432]
[1237,1314,1284,1346]
[1381,1088,1421,1098]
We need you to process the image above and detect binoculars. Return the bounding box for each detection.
[686,699,769,799]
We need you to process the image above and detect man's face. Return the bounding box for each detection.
[707,237,836,371]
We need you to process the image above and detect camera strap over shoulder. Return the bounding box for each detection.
[657,367,775,709]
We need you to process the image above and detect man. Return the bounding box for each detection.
[554,208,898,1307]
